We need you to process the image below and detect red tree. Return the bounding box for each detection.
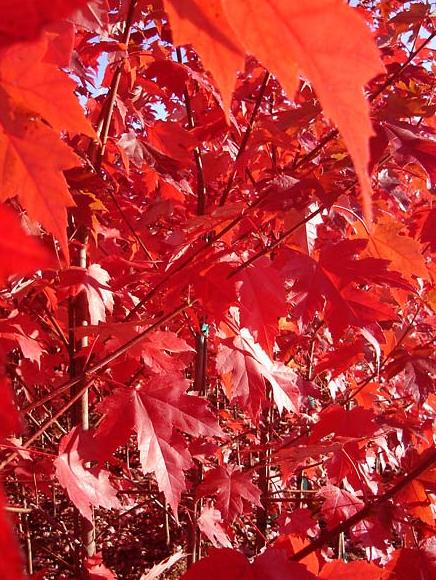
[0,1,434,578]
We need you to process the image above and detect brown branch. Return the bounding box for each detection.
[22,300,194,416]
[88,0,154,261]
[176,47,207,216]
[369,32,435,102]
[291,448,436,562]
[0,378,94,471]
[219,71,271,206]
[5,506,33,514]
[92,0,138,169]
[340,304,422,406]
[229,205,324,277]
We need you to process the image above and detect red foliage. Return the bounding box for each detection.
[0,0,434,578]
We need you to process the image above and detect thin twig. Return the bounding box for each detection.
[5,506,32,514]
[92,0,138,168]
[219,71,271,206]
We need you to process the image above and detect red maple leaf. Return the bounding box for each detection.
[235,257,287,355]
[181,547,317,579]
[384,540,436,580]
[319,559,383,579]
[197,465,262,521]
[277,240,409,339]
[58,264,114,325]
[217,328,302,422]
[93,375,222,516]
[317,484,365,528]
[0,485,24,580]
[54,427,121,522]
[166,0,384,220]
[0,0,90,47]
[309,405,378,443]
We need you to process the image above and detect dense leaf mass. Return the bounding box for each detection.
[0,0,434,578]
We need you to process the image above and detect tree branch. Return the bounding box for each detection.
[291,448,436,562]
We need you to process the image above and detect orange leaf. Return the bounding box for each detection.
[366,221,428,283]
[0,37,96,261]
[397,478,434,527]
[275,535,319,575]
[0,0,89,48]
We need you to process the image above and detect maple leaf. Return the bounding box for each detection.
[324,442,368,491]
[193,261,239,324]
[217,328,302,422]
[235,257,287,355]
[139,330,195,374]
[384,541,436,580]
[385,345,435,402]
[141,551,186,580]
[274,534,321,576]
[0,204,53,286]
[419,209,436,252]
[0,38,95,137]
[70,0,109,34]
[0,28,98,261]
[354,219,428,283]
[396,478,434,527]
[253,549,317,579]
[279,509,319,539]
[224,0,384,221]
[0,317,44,366]
[55,427,121,522]
[385,121,436,188]
[0,0,433,570]
[314,338,366,379]
[0,90,78,260]
[350,510,393,550]
[181,548,251,580]
[197,465,262,521]
[0,0,90,47]
[317,484,365,528]
[93,376,222,516]
[84,553,117,580]
[79,324,194,373]
[58,264,114,325]
[197,503,232,548]
[309,405,378,443]
[276,442,340,483]
[276,241,409,339]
